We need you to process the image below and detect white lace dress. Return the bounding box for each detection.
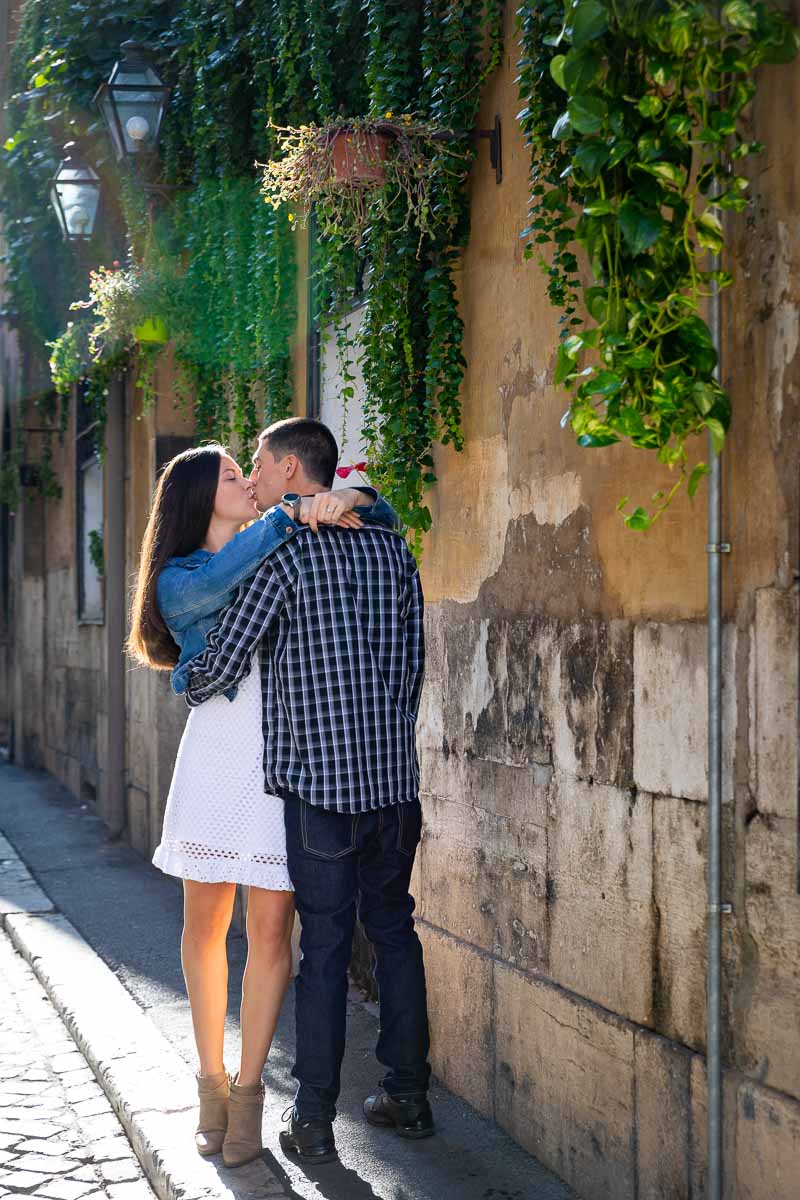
[152,652,293,891]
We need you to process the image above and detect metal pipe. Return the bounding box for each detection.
[103,375,126,838]
[706,113,724,1200]
[707,305,723,1200]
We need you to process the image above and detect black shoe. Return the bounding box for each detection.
[363,1091,435,1139]
[279,1111,337,1164]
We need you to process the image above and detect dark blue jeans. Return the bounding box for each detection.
[283,795,431,1122]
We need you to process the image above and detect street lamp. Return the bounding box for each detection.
[49,151,102,243]
[93,41,170,163]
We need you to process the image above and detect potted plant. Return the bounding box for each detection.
[260,114,462,246]
[71,260,171,358]
[327,123,392,185]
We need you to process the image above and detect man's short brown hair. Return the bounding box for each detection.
[260,418,339,488]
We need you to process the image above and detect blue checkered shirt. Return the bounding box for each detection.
[185,524,424,812]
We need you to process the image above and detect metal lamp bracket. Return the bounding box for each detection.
[473,115,502,184]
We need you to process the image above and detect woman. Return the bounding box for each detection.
[127,444,396,1167]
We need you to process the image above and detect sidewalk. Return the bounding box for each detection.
[0,926,154,1200]
[0,763,574,1200]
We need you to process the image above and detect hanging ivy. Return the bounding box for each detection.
[516,0,799,528]
[2,0,505,545]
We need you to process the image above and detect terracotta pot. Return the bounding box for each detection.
[329,128,391,186]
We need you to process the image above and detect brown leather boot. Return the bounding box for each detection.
[195,1070,230,1156]
[222,1074,265,1168]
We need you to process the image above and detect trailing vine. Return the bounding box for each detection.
[2,0,505,544]
[517,0,799,528]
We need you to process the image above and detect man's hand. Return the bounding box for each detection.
[295,489,367,534]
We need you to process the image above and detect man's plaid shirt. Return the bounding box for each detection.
[185,523,424,813]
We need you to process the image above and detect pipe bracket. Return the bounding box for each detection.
[705,542,731,554]
[709,902,734,914]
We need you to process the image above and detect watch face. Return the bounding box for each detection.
[282,492,301,505]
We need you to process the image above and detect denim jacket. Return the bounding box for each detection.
[158,490,398,698]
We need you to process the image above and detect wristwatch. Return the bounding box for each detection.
[281,492,303,522]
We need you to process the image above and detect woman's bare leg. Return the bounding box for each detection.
[182,880,237,1076]
[237,888,295,1086]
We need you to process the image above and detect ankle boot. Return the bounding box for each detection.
[195,1070,230,1156]
[222,1074,265,1168]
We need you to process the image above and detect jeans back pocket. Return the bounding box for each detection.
[300,801,359,860]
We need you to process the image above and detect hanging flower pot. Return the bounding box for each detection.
[261,116,463,247]
[133,316,168,344]
[328,128,391,186]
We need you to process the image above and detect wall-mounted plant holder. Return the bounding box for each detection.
[473,115,502,185]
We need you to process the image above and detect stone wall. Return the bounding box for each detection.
[406,5,800,1197]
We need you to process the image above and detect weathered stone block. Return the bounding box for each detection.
[735,1080,800,1200]
[416,791,548,971]
[633,623,736,803]
[548,774,654,1024]
[634,1029,691,1199]
[494,961,636,1199]
[652,795,707,1050]
[125,786,149,858]
[417,924,494,1117]
[740,813,800,1101]
[750,587,798,819]
[545,619,634,788]
[423,609,633,788]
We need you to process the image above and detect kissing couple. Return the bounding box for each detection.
[128,417,432,1168]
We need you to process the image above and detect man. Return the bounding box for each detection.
[185,417,433,1163]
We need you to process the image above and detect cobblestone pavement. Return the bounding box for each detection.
[0,929,153,1200]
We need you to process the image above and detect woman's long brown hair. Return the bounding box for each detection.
[127,445,225,669]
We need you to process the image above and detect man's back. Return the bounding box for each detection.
[188,523,425,813]
[261,523,424,812]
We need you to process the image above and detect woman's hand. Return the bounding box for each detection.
[298,489,366,533]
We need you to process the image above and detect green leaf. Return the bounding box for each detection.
[589,370,623,396]
[759,22,800,65]
[691,382,715,415]
[33,73,48,88]
[624,346,654,369]
[555,343,576,385]
[618,200,664,256]
[666,112,692,138]
[569,0,608,48]
[696,210,724,253]
[637,94,663,119]
[583,198,615,216]
[687,463,710,499]
[624,507,651,531]
[607,138,634,168]
[669,12,693,55]
[584,285,607,321]
[706,418,727,455]
[678,315,714,349]
[636,161,685,189]
[552,111,573,140]
[568,94,607,134]
[578,432,620,447]
[574,139,610,179]
[563,47,602,91]
[550,55,567,90]
[723,0,758,31]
